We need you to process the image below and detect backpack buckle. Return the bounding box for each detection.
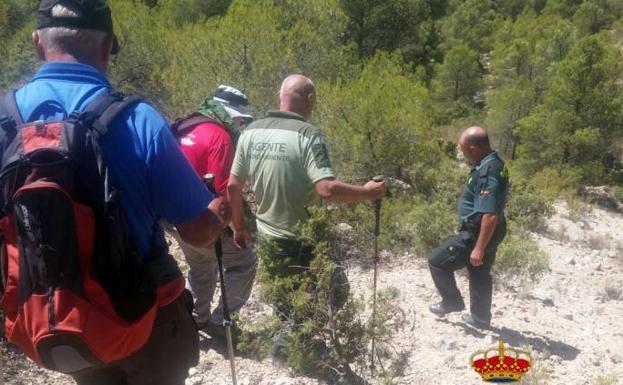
[34,120,46,133]
[71,110,98,127]
[0,115,16,132]
[109,91,125,101]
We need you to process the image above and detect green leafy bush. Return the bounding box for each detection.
[408,198,457,256]
[328,190,458,259]
[611,186,623,204]
[240,207,407,384]
[505,175,554,233]
[494,226,550,282]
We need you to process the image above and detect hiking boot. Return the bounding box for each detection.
[195,319,210,331]
[461,313,491,329]
[428,301,465,316]
[202,320,242,341]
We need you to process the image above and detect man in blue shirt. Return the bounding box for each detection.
[427,126,508,329]
[7,1,229,384]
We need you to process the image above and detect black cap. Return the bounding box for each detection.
[37,0,119,54]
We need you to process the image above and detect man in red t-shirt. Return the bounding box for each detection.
[175,85,257,336]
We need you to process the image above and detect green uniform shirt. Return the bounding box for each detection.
[231,111,335,239]
[458,151,509,223]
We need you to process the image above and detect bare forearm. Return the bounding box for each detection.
[177,209,224,248]
[474,213,499,251]
[316,179,374,203]
[227,176,247,231]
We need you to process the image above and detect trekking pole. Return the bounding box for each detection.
[203,174,238,385]
[215,239,238,385]
[370,175,384,376]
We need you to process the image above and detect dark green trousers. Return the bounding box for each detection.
[428,221,507,322]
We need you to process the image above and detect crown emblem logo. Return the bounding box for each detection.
[470,340,531,382]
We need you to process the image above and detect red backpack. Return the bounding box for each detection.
[0,91,181,373]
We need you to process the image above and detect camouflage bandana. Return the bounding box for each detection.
[197,99,240,139]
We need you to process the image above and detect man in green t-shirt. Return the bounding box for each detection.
[228,74,385,309]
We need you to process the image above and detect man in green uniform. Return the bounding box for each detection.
[227,74,385,310]
[428,126,508,329]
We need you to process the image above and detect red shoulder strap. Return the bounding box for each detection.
[171,113,216,139]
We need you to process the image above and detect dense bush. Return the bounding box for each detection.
[240,207,406,384]
[329,193,457,258]
[505,176,555,233]
[494,226,551,282]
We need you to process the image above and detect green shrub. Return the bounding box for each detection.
[519,362,551,385]
[593,374,619,385]
[601,277,623,301]
[612,186,623,203]
[408,198,457,256]
[240,207,407,384]
[504,170,555,233]
[566,196,592,222]
[512,167,578,200]
[616,242,623,266]
[583,233,611,250]
[505,189,553,232]
[494,226,550,282]
[236,314,283,358]
[330,193,458,259]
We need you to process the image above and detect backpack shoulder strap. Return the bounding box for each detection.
[72,91,143,208]
[171,113,216,139]
[95,94,142,134]
[0,91,24,131]
[77,91,142,139]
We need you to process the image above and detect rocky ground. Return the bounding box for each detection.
[2,201,622,385]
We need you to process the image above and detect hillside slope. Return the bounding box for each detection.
[2,202,622,385]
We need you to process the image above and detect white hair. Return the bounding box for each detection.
[35,4,108,56]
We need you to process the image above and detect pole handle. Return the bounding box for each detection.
[203,173,216,195]
[372,175,383,236]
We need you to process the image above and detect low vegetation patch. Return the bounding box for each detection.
[593,374,619,385]
[494,226,551,283]
[518,362,551,385]
[601,277,623,301]
[238,208,408,385]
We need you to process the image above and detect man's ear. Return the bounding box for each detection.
[32,31,46,61]
[308,92,316,110]
[101,35,113,64]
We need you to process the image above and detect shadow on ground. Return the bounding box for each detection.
[453,320,580,360]
[490,326,580,360]
[434,317,580,360]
